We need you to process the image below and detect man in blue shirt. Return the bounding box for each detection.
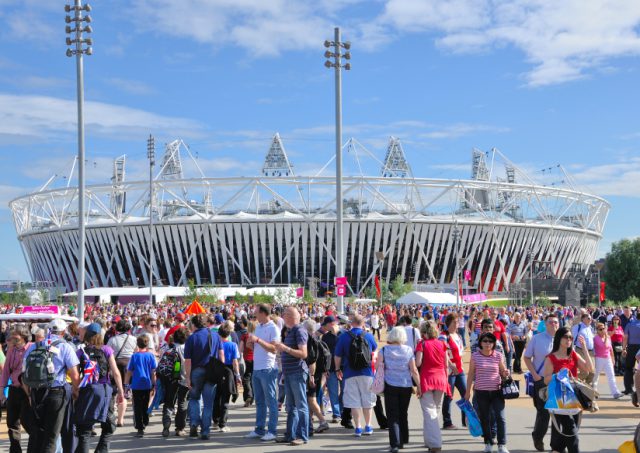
[24,319,80,453]
[622,310,640,395]
[334,314,377,437]
[184,313,224,440]
[572,313,595,384]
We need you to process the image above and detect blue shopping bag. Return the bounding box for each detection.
[544,368,581,415]
[456,399,482,437]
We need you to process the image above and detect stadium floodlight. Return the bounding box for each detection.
[324,26,352,314]
[65,0,93,322]
[343,41,351,50]
[147,135,156,305]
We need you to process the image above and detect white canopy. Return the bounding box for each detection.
[396,291,458,306]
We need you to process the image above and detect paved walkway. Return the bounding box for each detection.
[3,373,635,452]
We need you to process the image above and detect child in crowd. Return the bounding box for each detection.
[126,335,157,437]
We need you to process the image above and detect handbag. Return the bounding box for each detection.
[501,377,520,399]
[614,345,624,353]
[544,369,582,415]
[524,360,545,398]
[204,329,227,384]
[569,376,598,410]
[370,348,385,395]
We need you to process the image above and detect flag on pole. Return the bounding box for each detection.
[599,282,606,302]
[375,274,381,298]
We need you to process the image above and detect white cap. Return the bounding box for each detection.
[48,318,67,333]
[79,321,90,328]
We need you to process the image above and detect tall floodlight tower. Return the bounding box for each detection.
[65,0,93,321]
[147,135,155,305]
[324,27,351,314]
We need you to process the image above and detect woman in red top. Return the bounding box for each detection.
[440,313,466,430]
[415,320,450,453]
[542,327,593,453]
[607,316,624,375]
[239,319,256,407]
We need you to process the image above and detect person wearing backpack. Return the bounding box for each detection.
[334,314,378,437]
[303,319,330,436]
[318,316,341,424]
[0,325,33,453]
[74,322,125,453]
[23,319,80,453]
[158,326,189,437]
[106,319,137,427]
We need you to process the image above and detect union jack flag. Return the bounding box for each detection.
[79,350,100,388]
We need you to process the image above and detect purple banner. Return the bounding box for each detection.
[462,293,487,303]
[23,305,60,315]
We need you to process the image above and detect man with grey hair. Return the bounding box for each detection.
[334,314,378,437]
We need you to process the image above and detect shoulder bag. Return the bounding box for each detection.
[370,347,385,395]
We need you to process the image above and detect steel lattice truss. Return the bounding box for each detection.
[9,138,609,294]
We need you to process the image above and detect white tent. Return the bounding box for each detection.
[396,291,458,306]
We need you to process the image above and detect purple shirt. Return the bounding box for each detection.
[0,343,32,388]
[76,345,114,384]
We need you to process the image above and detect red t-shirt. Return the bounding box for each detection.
[241,332,254,361]
[493,320,506,343]
[548,350,579,377]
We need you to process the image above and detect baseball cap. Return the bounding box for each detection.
[84,323,102,339]
[48,318,67,333]
[214,313,224,324]
[322,315,336,326]
[175,312,187,322]
[337,314,349,325]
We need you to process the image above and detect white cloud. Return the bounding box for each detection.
[379,0,640,86]
[0,93,206,143]
[569,157,640,197]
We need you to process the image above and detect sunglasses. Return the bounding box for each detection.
[481,339,495,344]
[597,328,605,331]
[149,324,158,327]
[563,335,573,340]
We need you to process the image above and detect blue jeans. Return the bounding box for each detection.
[284,371,309,442]
[325,371,341,417]
[188,367,216,435]
[442,372,467,427]
[252,367,279,436]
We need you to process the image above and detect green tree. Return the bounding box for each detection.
[603,238,640,301]
[390,275,412,299]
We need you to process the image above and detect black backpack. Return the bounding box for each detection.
[315,339,332,374]
[347,331,371,370]
[157,346,181,381]
[79,345,109,381]
[306,336,319,366]
[23,340,63,389]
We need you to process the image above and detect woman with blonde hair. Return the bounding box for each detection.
[377,326,420,453]
[415,320,450,453]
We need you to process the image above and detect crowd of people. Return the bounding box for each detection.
[0,299,638,453]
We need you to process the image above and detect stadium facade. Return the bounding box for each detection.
[10,135,609,295]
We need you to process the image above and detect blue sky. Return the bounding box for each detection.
[0,0,639,281]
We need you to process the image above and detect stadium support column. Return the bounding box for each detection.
[324,28,351,314]
[65,0,93,321]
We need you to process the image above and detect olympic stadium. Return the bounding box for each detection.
[9,134,609,297]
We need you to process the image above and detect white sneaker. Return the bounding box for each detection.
[220,427,231,433]
[497,445,509,453]
[483,444,493,453]
[261,432,277,441]
[245,431,262,439]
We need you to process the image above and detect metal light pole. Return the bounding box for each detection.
[324,28,351,314]
[147,135,155,305]
[375,251,384,307]
[65,0,92,321]
[452,224,461,306]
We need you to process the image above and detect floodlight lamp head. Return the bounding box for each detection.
[343,52,351,60]
[84,38,93,45]
[85,47,93,55]
[344,63,351,70]
[66,37,73,45]
[83,4,91,11]
[84,25,92,33]
[66,48,73,57]
[343,41,351,50]
[64,4,71,12]
[84,15,92,23]
[65,25,72,34]
[65,15,72,23]
[324,40,331,48]
[324,60,332,68]
[324,50,332,58]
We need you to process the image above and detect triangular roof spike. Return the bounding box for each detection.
[262,133,295,177]
[381,136,412,178]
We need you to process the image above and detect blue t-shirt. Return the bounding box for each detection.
[334,327,377,379]
[184,327,223,368]
[222,340,239,366]
[282,324,308,375]
[127,351,156,390]
[625,319,640,345]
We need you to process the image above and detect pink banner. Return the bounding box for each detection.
[336,285,346,296]
[462,293,487,303]
[464,270,472,281]
[23,305,60,315]
[335,277,347,286]
[296,287,304,298]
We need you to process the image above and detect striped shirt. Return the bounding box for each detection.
[472,350,503,391]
